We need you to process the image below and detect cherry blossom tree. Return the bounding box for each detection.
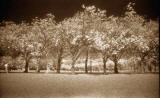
[31,14,56,72]
[0,21,36,73]
[122,2,159,73]
[60,5,106,73]
[0,22,21,58]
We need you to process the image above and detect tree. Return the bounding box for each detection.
[62,5,107,73]
[60,17,85,73]
[17,23,36,73]
[94,14,133,74]
[123,2,159,73]
[31,14,56,72]
[0,21,37,73]
[0,22,21,58]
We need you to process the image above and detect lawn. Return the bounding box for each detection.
[0,73,159,98]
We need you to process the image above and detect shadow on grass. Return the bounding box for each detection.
[0,70,159,76]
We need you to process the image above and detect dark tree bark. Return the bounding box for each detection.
[138,61,142,73]
[23,50,32,73]
[148,64,152,72]
[153,60,157,72]
[103,57,107,74]
[113,55,118,73]
[71,46,87,74]
[90,58,92,73]
[142,61,146,73]
[139,55,146,73]
[56,47,63,73]
[57,56,62,73]
[85,49,88,73]
[24,60,29,73]
[114,60,118,73]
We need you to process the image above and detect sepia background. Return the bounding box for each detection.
[0,0,159,98]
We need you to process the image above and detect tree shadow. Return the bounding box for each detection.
[0,70,159,75]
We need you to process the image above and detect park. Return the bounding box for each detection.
[0,2,159,98]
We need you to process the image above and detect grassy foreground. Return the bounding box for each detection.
[0,73,159,98]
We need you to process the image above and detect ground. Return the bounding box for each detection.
[0,73,159,98]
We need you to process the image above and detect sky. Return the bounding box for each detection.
[0,0,159,23]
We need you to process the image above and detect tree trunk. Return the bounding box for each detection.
[139,61,142,73]
[103,57,107,74]
[57,48,63,73]
[36,65,40,73]
[133,64,136,73]
[24,60,29,73]
[85,49,88,73]
[36,58,41,73]
[148,64,152,72]
[142,62,145,73]
[90,58,92,73]
[71,46,87,74]
[71,60,75,74]
[113,55,118,73]
[57,56,62,73]
[140,59,146,73]
[114,60,118,73]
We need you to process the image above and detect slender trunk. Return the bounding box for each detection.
[142,61,145,73]
[139,61,142,73]
[114,60,118,73]
[57,56,62,73]
[90,58,92,73]
[71,46,87,74]
[140,58,145,73]
[36,58,41,73]
[57,48,63,73]
[148,64,152,72]
[152,60,157,72]
[85,49,88,73]
[24,59,29,73]
[113,55,118,73]
[140,53,147,73]
[103,57,107,74]
[71,59,75,74]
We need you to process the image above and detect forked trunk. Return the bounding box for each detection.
[71,46,87,74]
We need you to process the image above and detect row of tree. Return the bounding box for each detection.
[0,3,159,74]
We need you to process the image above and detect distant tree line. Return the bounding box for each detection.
[0,2,159,74]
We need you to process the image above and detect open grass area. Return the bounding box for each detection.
[0,73,159,98]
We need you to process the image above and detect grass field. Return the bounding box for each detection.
[0,73,159,98]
